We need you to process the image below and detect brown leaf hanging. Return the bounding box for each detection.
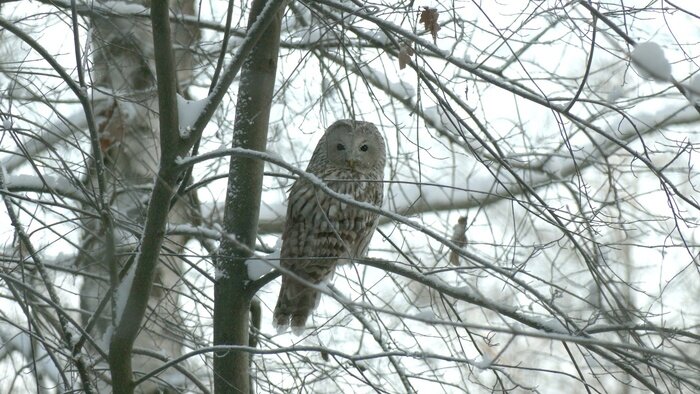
[419,7,440,43]
[449,216,467,266]
[398,42,415,69]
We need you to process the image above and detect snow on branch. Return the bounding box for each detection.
[631,42,672,82]
[685,74,700,105]
[541,103,700,175]
[2,110,89,172]
[176,94,209,140]
[245,240,281,281]
[4,173,86,202]
[196,99,700,236]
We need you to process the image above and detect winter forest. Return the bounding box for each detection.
[1,0,699,393]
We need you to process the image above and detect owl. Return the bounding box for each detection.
[273,119,386,332]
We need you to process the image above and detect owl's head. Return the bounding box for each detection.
[322,119,386,173]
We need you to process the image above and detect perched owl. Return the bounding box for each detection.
[273,120,386,332]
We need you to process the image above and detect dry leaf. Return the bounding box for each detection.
[97,100,121,153]
[398,42,414,69]
[419,7,440,43]
[449,216,467,266]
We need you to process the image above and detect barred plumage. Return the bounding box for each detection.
[273,120,386,332]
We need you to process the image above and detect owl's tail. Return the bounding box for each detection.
[273,276,321,335]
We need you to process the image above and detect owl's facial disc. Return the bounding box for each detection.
[327,129,377,171]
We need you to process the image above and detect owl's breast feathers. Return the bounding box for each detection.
[280,170,383,273]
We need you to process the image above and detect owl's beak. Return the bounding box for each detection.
[346,158,359,169]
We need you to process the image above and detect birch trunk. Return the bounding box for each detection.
[78,1,199,392]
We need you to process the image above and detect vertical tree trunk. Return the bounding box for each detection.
[80,1,198,392]
[213,1,284,392]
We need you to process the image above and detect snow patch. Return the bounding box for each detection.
[295,28,326,45]
[414,309,435,321]
[473,354,493,370]
[389,80,415,98]
[370,30,389,45]
[264,150,284,163]
[114,259,138,323]
[168,223,220,239]
[5,174,85,200]
[215,267,228,280]
[64,324,81,348]
[631,42,672,82]
[177,94,209,139]
[685,74,700,105]
[246,239,282,280]
[305,172,322,185]
[538,317,568,334]
[0,163,8,188]
[361,66,416,98]
[102,326,114,349]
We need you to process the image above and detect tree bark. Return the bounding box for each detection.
[213,1,284,393]
[81,0,199,392]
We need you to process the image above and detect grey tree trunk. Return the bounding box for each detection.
[213,1,285,392]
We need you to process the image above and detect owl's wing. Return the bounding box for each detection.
[275,176,384,332]
[275,179,334,331]
[348,179,384,260]
[280,179,317,260]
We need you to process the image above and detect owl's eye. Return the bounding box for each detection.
[360,144,369,152]
[336,143,346,151]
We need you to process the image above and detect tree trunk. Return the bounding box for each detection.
[79,1,198,392]
[213,1,284,392]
